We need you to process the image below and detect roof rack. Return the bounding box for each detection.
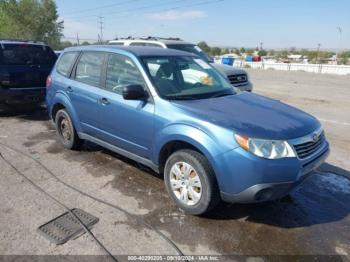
[112,36,183,41]
[0,38,46,45]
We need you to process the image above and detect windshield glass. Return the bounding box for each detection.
[167,44,213,63]
[142,56,235,100]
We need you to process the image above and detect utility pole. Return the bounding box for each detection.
[76,33,80,45]
[98,16,104,43]
[260,42,263,50]
[316,43,321,64]
[336,26,342,64]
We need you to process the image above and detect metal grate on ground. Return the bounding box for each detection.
[38,208,99,245]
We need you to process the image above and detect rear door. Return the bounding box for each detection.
[0,43,57,89]
[68,51,107,137]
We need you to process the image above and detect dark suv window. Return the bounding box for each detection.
[75,52,105,87]
[56,52,79,77]
[0,44,56,66]
[105,53,145,94]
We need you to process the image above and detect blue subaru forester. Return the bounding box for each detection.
[46,46,329,215]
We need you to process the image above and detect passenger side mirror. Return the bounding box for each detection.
[122,85,147,100]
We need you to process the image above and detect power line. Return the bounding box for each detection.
[62,0,142,16]
[66,0,189,20]
[106,0,225,22]
[61,0,226,42]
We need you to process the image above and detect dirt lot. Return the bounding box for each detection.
[0,70,349,260]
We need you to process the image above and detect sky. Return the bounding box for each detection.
[56,0,349,49]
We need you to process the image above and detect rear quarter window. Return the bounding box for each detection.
[56,52,79,77]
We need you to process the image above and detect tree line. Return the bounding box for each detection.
[0,0,63,49]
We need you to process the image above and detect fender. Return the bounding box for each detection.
[50,91,83,133]
[154,123,225,168]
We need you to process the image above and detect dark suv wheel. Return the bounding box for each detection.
[55,109,83,150]
[164,149,220,215]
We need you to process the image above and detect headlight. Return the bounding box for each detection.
[235,134,296,159]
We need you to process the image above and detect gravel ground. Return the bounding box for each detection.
[0,69,349,261]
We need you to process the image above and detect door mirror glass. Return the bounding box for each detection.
[122,85,147,100]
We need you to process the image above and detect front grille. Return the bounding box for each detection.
[293,131,325,159]
[228,74,247,85]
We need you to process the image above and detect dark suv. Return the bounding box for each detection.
[0,40,57,111]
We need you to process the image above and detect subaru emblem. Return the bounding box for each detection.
[312,133,318,142]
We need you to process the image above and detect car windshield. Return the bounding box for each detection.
[167,44,213,63]
[142,56,235,100]
[0,44,57,66]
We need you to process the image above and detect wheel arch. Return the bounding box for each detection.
[154,125,223,176]
[49,93,82,133]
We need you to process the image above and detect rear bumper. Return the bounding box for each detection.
[0,87,46,105]
[215,142,329,203]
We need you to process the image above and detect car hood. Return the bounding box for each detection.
[210,63,247,76]
[171,92,320,140]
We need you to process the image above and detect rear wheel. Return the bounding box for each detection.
[164,149,220,215]
[55,109,83,150]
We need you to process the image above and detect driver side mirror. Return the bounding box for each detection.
[122,85,148,100]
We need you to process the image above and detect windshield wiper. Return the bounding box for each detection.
[167,95,198,100]
[210,91,234,98]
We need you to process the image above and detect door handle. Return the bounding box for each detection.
[100,97,110,105]
[66,86,73,93]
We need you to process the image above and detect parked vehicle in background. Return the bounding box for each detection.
[54,50,62,57]
[46,45,329,215]
[108,37,253,92]
[0,40,57,112]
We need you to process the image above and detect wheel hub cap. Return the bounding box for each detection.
[169,162,202,206]
[60,118,71,142]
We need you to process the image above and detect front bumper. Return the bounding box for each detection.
[234,81,253,92]
[0,87,46,105]
[214,141,329,203]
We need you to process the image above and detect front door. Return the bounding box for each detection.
[95,53,154,159]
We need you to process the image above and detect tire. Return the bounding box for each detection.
[55,109,83,150]
[164,149,220,215]
[0,103,10,114]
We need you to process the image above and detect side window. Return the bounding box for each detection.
[145,43,162,48]
[130,42,146,46]
[75,52,105,87]
[109,42,124,46]
[56,52,78,77]
[105,54,145,95]
[129,42,161,48]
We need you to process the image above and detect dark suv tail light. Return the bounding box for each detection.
[0,73,10,86]
[46,75,52,88]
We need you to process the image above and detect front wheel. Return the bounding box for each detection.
[164,149,220,215]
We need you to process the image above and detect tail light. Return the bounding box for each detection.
[0,73,10,86]
[46,75,52,88]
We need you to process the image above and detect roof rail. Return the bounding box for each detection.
[0,38,46,45]
[112,36,183,41]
